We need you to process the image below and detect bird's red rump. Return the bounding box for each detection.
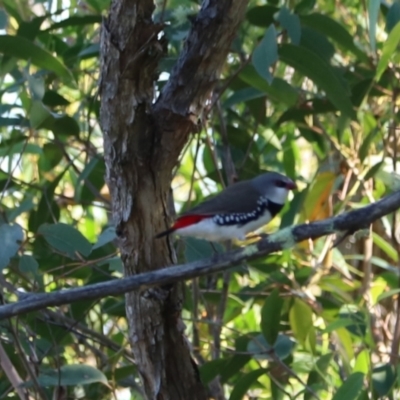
[173,215,208,229]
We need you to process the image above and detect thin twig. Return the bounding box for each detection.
[0,340,32,400]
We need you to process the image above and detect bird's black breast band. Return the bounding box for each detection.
[212,199,284,227]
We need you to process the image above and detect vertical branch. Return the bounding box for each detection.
[99,0,249,397]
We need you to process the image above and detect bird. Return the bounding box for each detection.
[156,171,297,242]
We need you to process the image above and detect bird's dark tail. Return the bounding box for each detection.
[155,227,175,239]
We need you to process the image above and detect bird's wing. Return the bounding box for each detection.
[181,181,261,216]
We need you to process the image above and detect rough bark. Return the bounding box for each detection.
[99,0,249,398]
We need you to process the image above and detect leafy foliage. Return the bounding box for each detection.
[1,0,400,398]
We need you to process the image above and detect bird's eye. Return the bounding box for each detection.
[275,180,287,188]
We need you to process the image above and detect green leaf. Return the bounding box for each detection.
[224,87,265,109]
[305,353,333,400]
[27,74,45,100]
[28,177,62,232]
[108,257,123,273]
[364,161,383,181]
[295,0,316,14]
[38,223,92,258]
[252,25,278,84]
[19,255,39,274]
[279,44,356,119]
[17,16,46,40]
[0,223,23,270]
[228,368,267,400]
[0,141,42,157]
[300,27,335,62]
[368,0,380,52]
[276,7,301,45]
[372,363,395,397]
[358,128,380,161]
[246,5,279,27]
[0,35,72,79]
[332,372,364,400]
[43,90,70,107]
[185,237,223,262]
[220,336,252,383]
[247,333,295,360]
[38,143,64,172]
[239,66,298,106]
[0,9,8,29]
[372,232,398,262]
[52,115,80,137]
[199,359,227,384]
[261,288,283,345]
[36,364,108,387]
[377,288,400,303]
[93,227,116,250]
[301,13,368,60]
[353,349,370,374]
[289,298,315,349]
[78,43,100,60]
[46,15,102,31]
[324,318,358,333]
[29,100,53,129]
[376,21,400,80]
[339,305,366,337]
[386,2,400,32]
[75,157,105,202]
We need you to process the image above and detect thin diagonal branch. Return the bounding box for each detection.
[0,189,399,321]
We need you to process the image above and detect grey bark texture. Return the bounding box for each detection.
[99,0,249,398]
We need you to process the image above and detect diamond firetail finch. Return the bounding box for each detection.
[156,172,297,242]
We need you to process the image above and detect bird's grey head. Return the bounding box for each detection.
[251,171,297,204]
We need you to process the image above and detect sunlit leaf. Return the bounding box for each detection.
[372,232,398,262]
[376,21,400,80]
[353,349,370,375]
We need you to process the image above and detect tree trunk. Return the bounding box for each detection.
[99,0,248,398]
